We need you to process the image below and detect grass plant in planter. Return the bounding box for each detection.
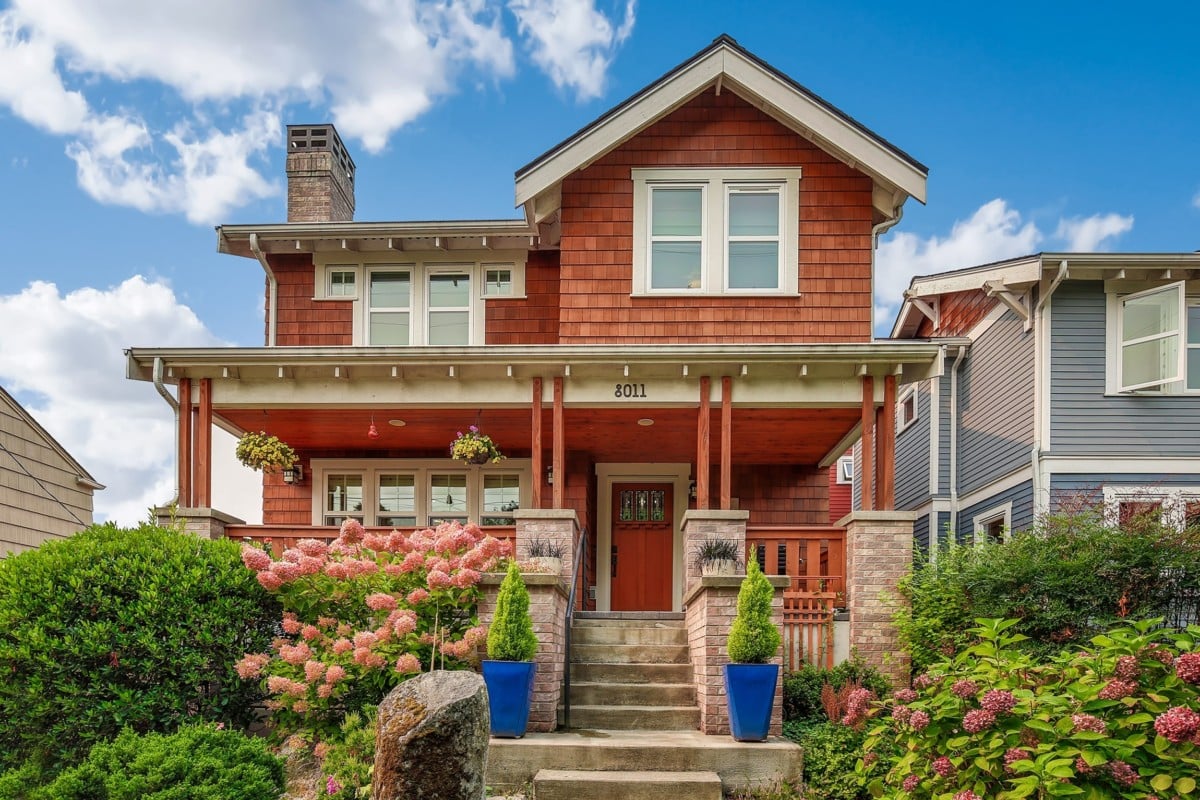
[695,537,740,577]
[482,561,539,737]
[725,546,782,741]
[524,537,565,575]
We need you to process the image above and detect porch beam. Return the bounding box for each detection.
[696,376,711,509]
[860,376,875,511]
[195,378,213,508]
[178,377,192,507]
[553,377,564,510]
[881,374,897,510]
[531,377,543,509]
[720,376,732,510]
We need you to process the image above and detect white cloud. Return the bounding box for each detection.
[1193,190,1200,210]
[509,0,636,99]
[0,276,245,525]
[1054,212,1134,251]
[875,200,1135,332]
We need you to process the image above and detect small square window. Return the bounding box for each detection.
[484,267,513,296]
[836,456,853,485]
[897,387,917,430]
[328,269,356,298]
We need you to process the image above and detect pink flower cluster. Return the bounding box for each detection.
[893,688,918,703]
[953,792,979,800]
[1154,705,1200,743]
[1107,760,1138,787]
[931,756,955,778]
[979,689,1016,715]
[1002,747,1027,773]
[1114,654,1140,680]
[908,710,930,731]
[912,673,935,690]
[950,679,978,699]
[1071,713,1106,734]
[901,774,919,792]
[961,708,995,733]
[1174,652,1200,684]
[1098,678,1137,700]
[841,687,872,727]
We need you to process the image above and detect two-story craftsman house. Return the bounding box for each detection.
[126,36,936,643]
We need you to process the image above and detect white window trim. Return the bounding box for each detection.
[1102,485,1200,531]
[631,167,801,297]
[365,266,414,346]
[313,252,527,344]
[723,183,786,293]
[836,456,854,485]
[972,501,1012,544]
[1106,281,1189,394]
[311,458,531,527]
[425,266,474,347]
[897,385,918,433]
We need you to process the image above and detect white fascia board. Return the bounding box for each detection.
[907,258,1042,299]
[514,45,927,208]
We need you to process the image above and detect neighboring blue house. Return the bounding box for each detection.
[862,251,1200,553]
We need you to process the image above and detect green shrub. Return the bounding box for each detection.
[728,546,782,664]
[0,523,279,770]
[895,509,1200,670]
[784,721,885,800]
[783,658,892,723]
[321,706,376,799]
[486,560,538,661]
[863,618,1200,799]
[0,761,48,800]
[37,724,283,800]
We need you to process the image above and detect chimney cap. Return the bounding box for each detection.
[286,124,356,172]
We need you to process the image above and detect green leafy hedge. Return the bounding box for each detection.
[0,523,280,770]
[783,658,892,723]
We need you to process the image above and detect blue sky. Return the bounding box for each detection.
[0,0,1197,523]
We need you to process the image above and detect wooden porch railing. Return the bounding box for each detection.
[746,525,845,671]
[225,524,517,557]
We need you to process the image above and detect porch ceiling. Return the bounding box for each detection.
[218,406,860,466]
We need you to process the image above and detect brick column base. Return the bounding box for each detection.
[681,510,749,589]
[683,575,789,736]
[479,573,568,733]
[838,511,916,685]
[155,507,244,541]
[513,509,579,586]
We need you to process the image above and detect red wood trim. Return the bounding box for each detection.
[697,376,711,509]
[860,376,874,511]
[874,406,885,510]
[552,376,564,510]
[178,378,192,507]
[720,376,732,510]
[531,377,543,509]
[881,374,897,510]
[195,378,212,508]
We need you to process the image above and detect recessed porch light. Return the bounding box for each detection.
[388,419,406,427]
[637,418,654,426]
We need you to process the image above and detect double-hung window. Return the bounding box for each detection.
[633,168,800,296]
[368,270,411,345]
[427,271,471,346]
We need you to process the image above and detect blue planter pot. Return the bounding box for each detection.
[724,663,779,742]
[481,660,537,738]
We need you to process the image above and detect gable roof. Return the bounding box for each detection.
[0,385,103,490]
[515,34,928,223]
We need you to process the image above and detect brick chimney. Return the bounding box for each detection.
[285,124,356,222]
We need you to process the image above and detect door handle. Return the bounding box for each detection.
[611,545,618,578]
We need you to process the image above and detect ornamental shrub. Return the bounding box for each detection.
[728,546,782,664]
[320,706,377,800]
[862,618,1200,799]
[36,724,283,800]
[784,720,888,800]
[0,523,279,771]
[238,519,508,742]
[486,560,538,661]
[783,658,892,723]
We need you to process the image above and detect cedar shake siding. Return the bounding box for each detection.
[485,249,560,345]
[270,254,353,347]
[915,290,996,338]
[557,89,875,344]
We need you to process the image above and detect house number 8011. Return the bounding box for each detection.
[614,383,648,398]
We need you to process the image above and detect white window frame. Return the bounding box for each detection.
[836,456,854,485]
[313,252,526,343]
[365,266,413,346]
[632,167,801,297]
[1108,281,1187,393]
[425,266,473,346]
[972,501,1012,544]
[311,459,531,527]
[897,385,918,433]
[1102,485,1200,531]
[482,264,516,297]
[723,183,785,293]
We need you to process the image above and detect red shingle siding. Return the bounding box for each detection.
[557,89,875,344]
[485,250,560,344]
[271,254,353,346]
[828,463,851,524]
[915,290,996,338]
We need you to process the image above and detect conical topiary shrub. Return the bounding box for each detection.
[727,546,781,664]
[486,561,538,662]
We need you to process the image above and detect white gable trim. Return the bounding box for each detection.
[515,43,927,213]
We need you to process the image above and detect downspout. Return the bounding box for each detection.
[249,233,277,347]
[153,356,181,506]
[1031,260,1067,516]
[870,195,905,341]
[948,345,967,539]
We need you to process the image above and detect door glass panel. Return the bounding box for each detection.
[728,191,779,236]
[650,490,665,521]
[651,188,702,236]
[619,491,633,521]
[635,490,649,521]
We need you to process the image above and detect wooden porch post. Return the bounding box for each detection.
[531,377,543,509]
[880,374,897,510]
[552,377,564,510]
[177,378,192,507]
[860,376,874,511]
[194,378,212,508]
[696,376,711,510]
[720,376,732,511]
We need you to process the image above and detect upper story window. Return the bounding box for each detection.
[1111,281,1200,393]
[632,168,801,296]
[313,254,526,346]
[897,386,918,431]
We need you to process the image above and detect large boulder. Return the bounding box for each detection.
[374,670,490,800]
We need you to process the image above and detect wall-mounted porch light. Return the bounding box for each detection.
[546,465,554,485]
[282,464,304,485]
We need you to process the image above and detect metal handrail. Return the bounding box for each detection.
[562,525,588,729]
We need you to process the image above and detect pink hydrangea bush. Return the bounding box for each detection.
[237,519,509,740]
[861,618,1200,799]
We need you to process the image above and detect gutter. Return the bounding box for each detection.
[152,356,181,506]
[249,233,277,347]
[870,196,904,341]
[947,344,967,536]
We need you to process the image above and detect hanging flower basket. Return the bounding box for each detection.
[450,426,504,464]
[235,431,297,473]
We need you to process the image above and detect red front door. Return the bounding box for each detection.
[610,483,673,611]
